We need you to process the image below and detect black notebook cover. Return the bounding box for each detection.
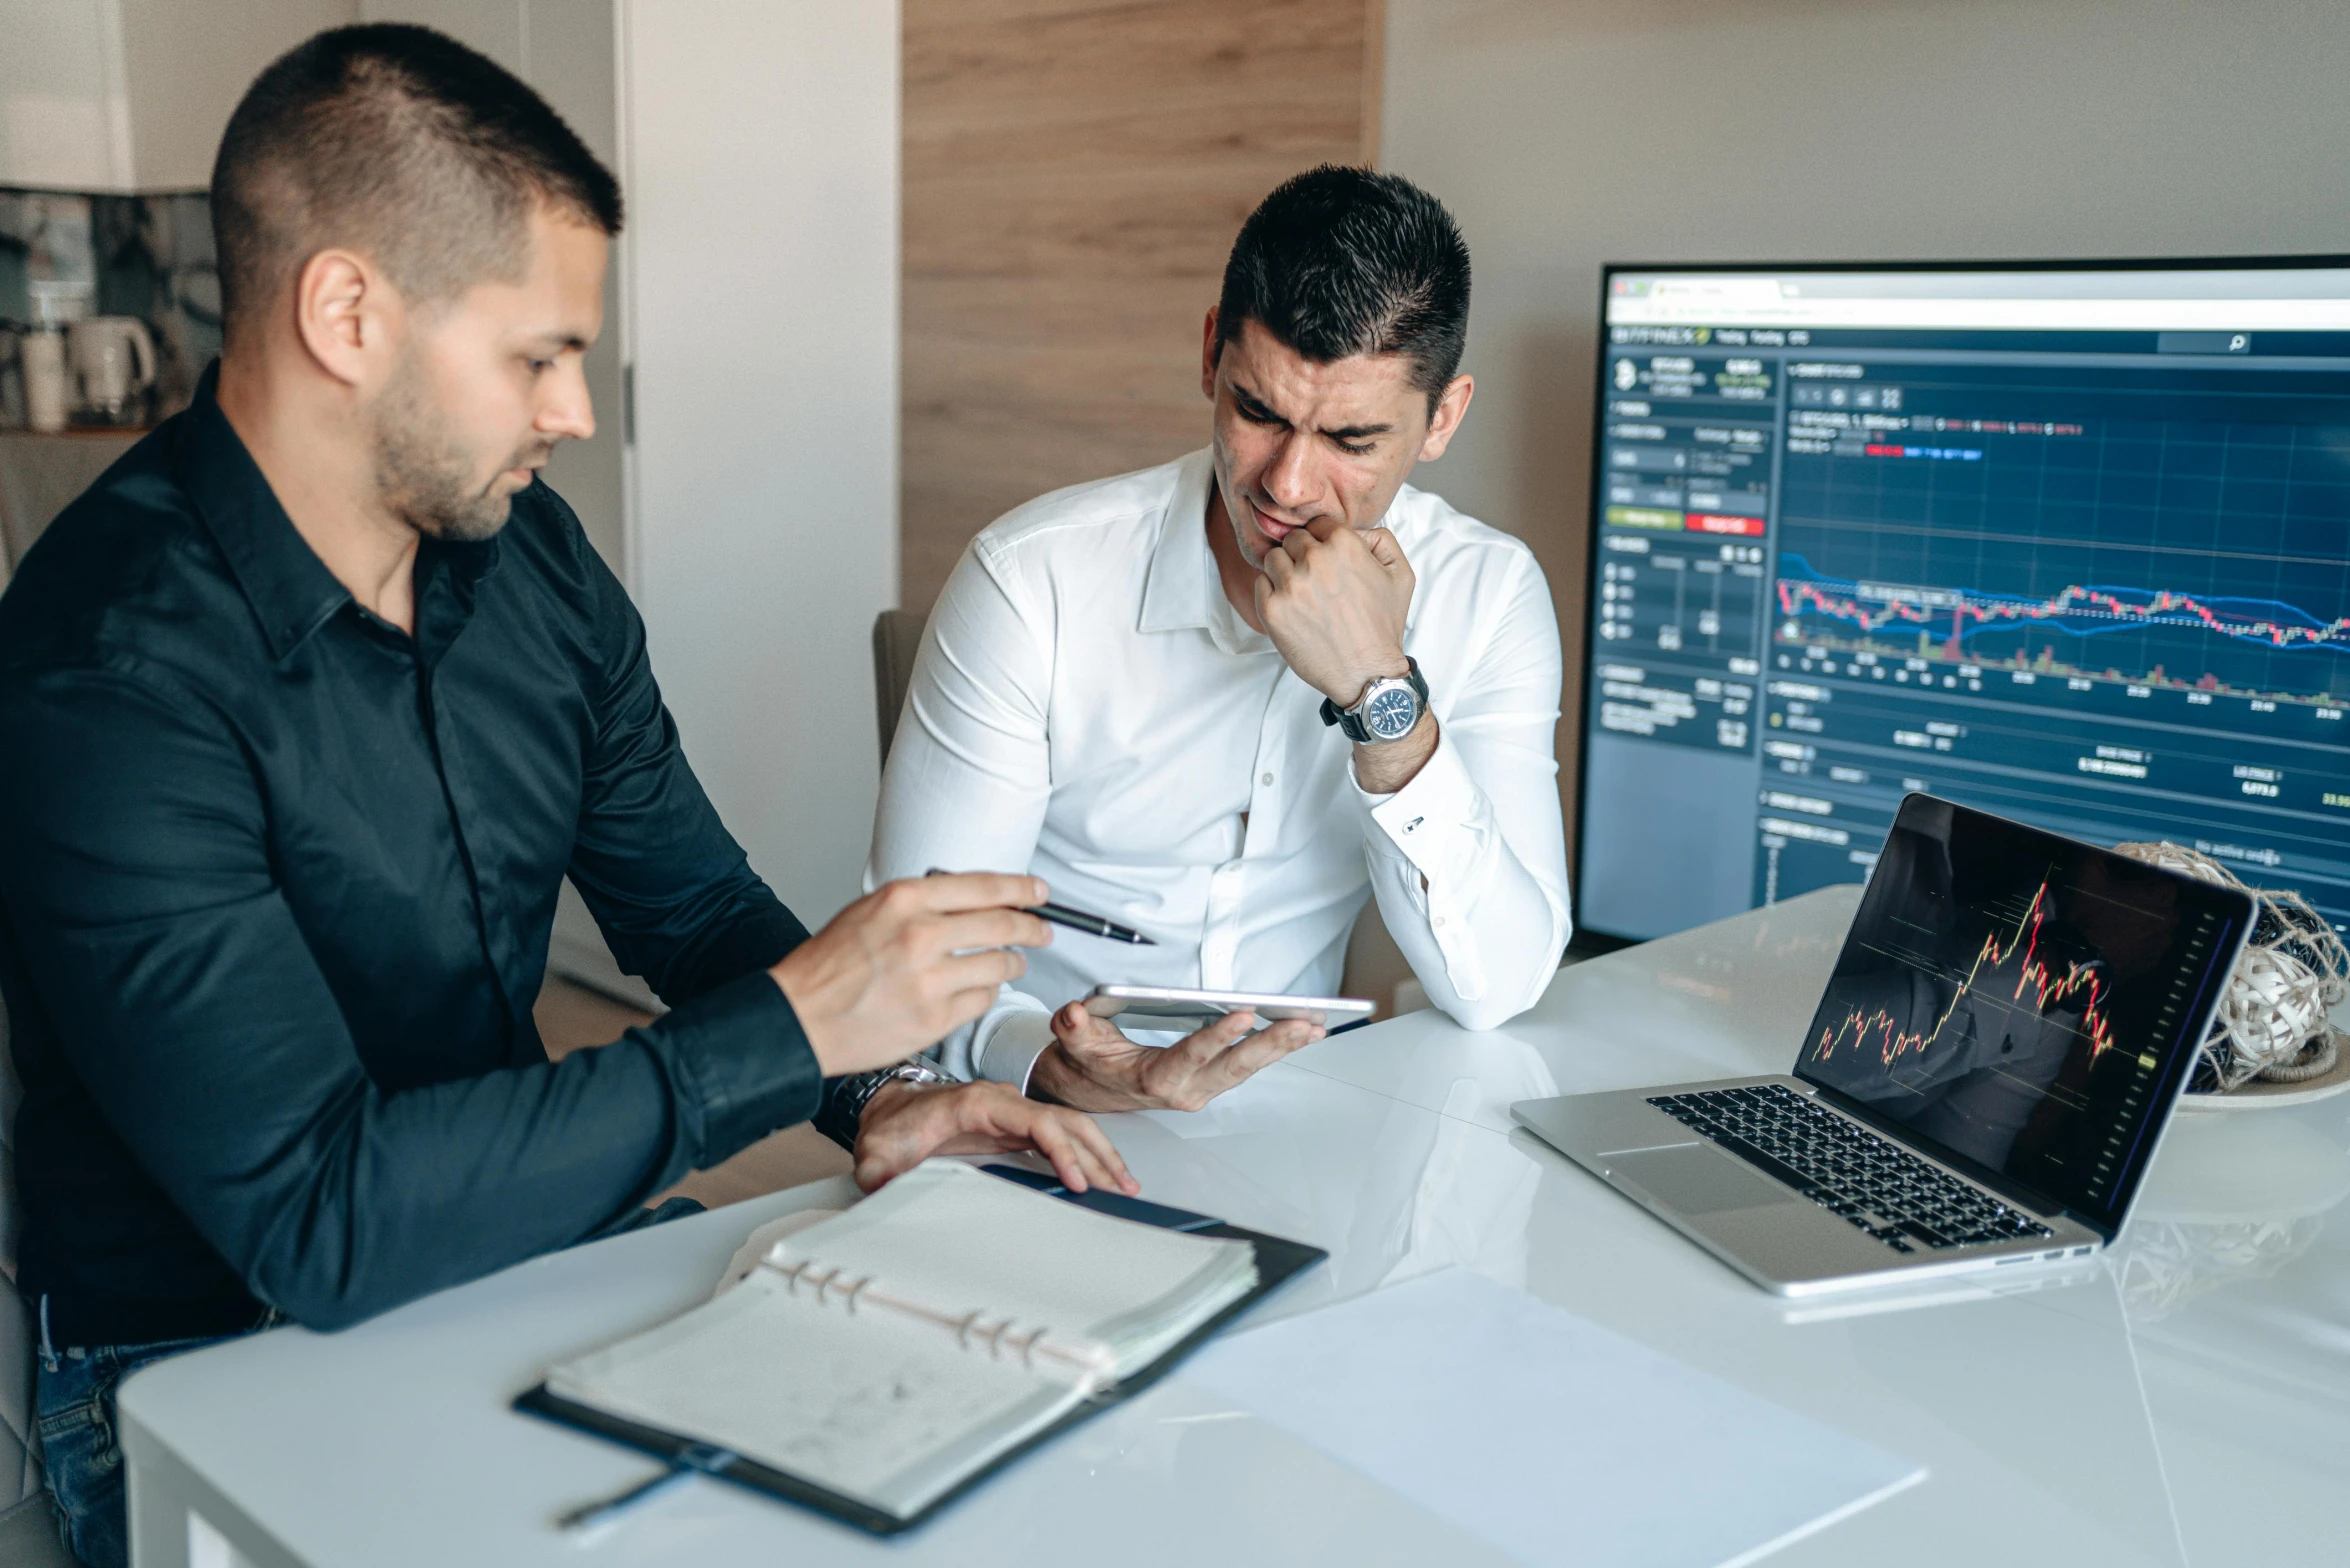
[515,1165,1329,1535]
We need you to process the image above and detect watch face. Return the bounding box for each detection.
[1364,683,1420,740]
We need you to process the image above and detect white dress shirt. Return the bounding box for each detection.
[869,449,1570,1087]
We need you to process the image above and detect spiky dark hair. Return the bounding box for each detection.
[1215,166,1472,410]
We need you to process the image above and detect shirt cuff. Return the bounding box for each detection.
[1355,731,1491,1001]
[651,968,823,1166]
[1358,728,1484,879]
[974,1008,1057,1095]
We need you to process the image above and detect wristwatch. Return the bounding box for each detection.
[839,1058,948,1125]
[1321,658,1430,744]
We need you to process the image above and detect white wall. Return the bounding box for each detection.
[621,0,899,924]
[1382,0,2350,839]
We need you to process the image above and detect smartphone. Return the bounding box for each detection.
[1083,984,1376,1034]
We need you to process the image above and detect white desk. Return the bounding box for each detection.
[119,885,2350,1566]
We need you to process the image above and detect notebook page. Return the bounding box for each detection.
[775,1161,1255,1372]
[545,1263,1089,1516]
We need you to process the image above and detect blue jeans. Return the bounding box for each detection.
[35,1311,239,1568]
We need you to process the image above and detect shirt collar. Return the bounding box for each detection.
[1138,449,1270,655]
[175,363,500,664]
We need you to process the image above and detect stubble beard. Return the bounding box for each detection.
[371,353,544,545]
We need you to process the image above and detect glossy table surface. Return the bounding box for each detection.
[119,884,2350,1566]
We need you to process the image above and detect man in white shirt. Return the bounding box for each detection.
[871,166,1570,1113]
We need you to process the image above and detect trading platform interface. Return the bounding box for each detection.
[1578,265,2350,941]
[1795,797,2249,1230]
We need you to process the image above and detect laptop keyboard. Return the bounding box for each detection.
[1646,1084,2055,1254]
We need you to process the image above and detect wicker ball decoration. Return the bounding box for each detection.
[2111,841,2346,1092]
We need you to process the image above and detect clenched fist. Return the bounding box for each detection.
[1252,516,1415,707]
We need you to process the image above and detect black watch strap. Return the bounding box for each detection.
[1320,658,1428,743]
[1320,697,1372,743]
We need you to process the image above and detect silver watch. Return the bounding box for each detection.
[1320,658,1430,744]
[842,1058,947,1123]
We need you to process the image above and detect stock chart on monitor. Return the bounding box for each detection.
[1575,261,2350,942]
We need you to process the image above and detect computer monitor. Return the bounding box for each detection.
[1575,259,2350,942]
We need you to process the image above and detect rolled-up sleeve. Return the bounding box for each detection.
[0,666,821,1332]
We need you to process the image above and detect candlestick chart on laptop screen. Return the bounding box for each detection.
[1792,799,2242,1229]
[1576,261,2350,942]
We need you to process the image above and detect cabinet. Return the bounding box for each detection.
[0,0,353,191]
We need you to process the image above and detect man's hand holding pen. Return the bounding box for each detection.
[770,872,1056,1076]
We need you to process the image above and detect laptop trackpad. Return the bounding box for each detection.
[1608,1145,1805,1216]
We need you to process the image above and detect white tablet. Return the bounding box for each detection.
[1083,984,1376,1034]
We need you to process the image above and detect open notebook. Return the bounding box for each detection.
[520,1160,1324,1532]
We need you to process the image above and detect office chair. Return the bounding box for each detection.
[871,608,928,766]
[0,994,75,1566]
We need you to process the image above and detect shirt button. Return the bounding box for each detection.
[1261,772,1275,786]
[1433,916,1447,928]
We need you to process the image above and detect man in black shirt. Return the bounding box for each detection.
[0,26,1128,1566]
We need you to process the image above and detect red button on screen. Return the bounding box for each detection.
[1687,513,1765,536]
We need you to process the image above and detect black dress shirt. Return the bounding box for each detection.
[0,373,830,1345]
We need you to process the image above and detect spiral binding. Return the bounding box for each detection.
[761,1254,1118,1385]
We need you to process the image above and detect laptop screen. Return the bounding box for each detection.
[1793,795,2252,1233]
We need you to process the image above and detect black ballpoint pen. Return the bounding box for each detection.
[925,869,1156,945]
[1028,900,1156,946]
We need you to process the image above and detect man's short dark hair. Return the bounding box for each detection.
[211,23,622,346]
[1215,166,1471,411]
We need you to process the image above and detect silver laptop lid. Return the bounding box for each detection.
[1793,795,2255,1240]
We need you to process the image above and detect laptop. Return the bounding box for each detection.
[1513,794,2256,1296]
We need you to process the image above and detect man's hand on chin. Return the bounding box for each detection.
[1029,1004,1324,1113]
[1251,516,1437,793]
[851,1078,1137,1196]
[1252,515,1414,707]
